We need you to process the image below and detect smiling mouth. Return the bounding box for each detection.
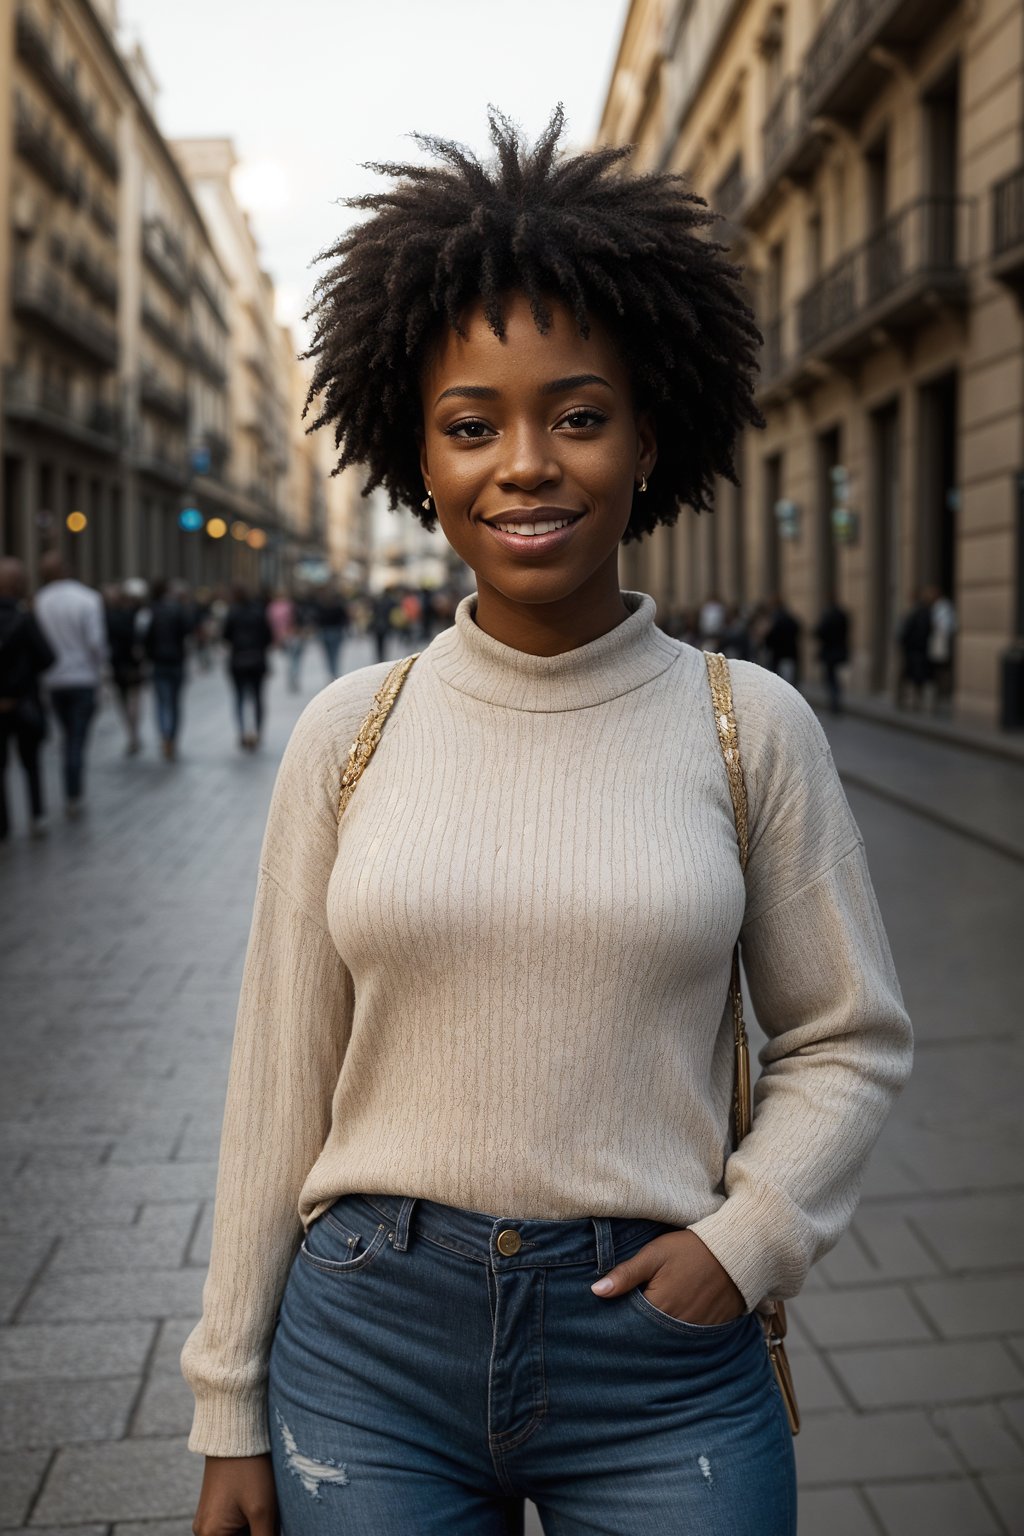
[483,512,584,537]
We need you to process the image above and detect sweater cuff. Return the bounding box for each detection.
[688,1186,813,1311]
[186,1387,270,1459]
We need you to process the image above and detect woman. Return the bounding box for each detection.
[105,578,148,756]
[184,110,912,1535]
[223,585,274,751]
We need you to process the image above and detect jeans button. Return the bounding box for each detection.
[496,1229,522,1255]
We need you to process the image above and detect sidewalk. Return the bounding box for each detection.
[0,641,1021,1534]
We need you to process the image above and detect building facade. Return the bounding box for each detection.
[600,0,1024,724]
[0,0,337,594]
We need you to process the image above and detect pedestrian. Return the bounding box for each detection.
[370,587,394,664]
[698,591,727,650]
[896,590,932,710]
[182,111,912,1536]
[223,584,274,751]
[814,595,850,714]
[142,578,192,760]
[0,557,55,839]
[33,551,107,817]
[925,584,957,714]
[266,589,304,694]
[763,595,801,685]
[314,586,348,679]
[722,604,751,660]
[105,578,149,756]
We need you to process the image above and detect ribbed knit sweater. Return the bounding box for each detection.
[181,590,912,1457]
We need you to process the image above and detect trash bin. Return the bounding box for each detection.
[1000,644,1024,730]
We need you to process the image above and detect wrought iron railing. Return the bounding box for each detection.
[11,261,118,367]
[801,0,881,115]
[16,6,119,178]
[4,367,122,444]
[993,167,1024,259]
[798,196,970,354]
[762,77,800,178]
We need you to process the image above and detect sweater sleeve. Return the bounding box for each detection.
[688,667,913,1309]
[179,669,388,1457]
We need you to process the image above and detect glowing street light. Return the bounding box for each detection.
[179,507,205,532]
[66,511,88,533]
[230,521,249,541]
[246,528,267,550]
[206,518,228,539]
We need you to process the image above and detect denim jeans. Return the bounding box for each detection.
[267,1192,796,1534]
[152,665,184,743]
[49,686,96,801]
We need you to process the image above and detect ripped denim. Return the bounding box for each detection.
[267,1192,796,1534]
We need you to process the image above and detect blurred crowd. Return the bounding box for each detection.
[0,553,459,841]
[0,558,957,842]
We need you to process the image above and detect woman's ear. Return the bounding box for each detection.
[636,411,657,481]
[418,437,431,497]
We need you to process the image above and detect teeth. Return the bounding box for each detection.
[494,517,573,536]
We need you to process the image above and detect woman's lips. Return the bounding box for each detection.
[481,514,584,556]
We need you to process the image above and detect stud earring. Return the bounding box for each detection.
[422,492,433,511]
[637,473,648,493]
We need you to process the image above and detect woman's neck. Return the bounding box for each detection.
[472,564,629,657]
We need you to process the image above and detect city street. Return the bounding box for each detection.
[0,640,1022,1536]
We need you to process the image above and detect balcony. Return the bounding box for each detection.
[141,300,192,363]
[14,103,83,205]
[140,372,189,425]
[12,261,118,369]
[142,220,190,305]
[801,0,960,124]
[797,196,971,362]
[90,196,117,240]
[190,334,228,389]
[192,266,229,331]
[4,367,121,452]
[713,156,747,224]
[16,6,119,179]
[991,167,1024,297]
[135,449,188,489]
[70,244,118,313]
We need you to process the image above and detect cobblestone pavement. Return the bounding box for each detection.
[0,638,1022,1535]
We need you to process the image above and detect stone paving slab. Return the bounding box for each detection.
[864,1476,1002,1536]
[0,1321,155,1381]
[30,1439,202,1523]
[0,1377,137,1452]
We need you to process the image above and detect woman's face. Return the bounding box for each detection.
[419,292,656,614]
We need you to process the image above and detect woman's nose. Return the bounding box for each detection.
[495,425,561,492]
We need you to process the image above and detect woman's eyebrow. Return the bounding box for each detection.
[539,373,614,395]
[434,385,498,405]
[434,373,614,407]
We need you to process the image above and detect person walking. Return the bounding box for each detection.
[925,585,957,715]
[183,112,912,1536]
[142,578,192,760]
[0,558,55,839]
[223,585,274,751]
[314,586,348,679]
[266,590,304,694]
[33,551,107,817]
[763,595,801,685]
[105,578,149,756]
[896,591,932,710]
[814,596,850,714]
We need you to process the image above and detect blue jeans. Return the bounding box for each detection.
[49,686,96,801]
[267,1193,796,1533]
[152,665,184,743]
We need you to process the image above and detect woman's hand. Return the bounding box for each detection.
[590,1229,746,1325]
[193,1455,278,1536]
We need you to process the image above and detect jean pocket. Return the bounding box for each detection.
[627,1287,751,1339]
[299,1198,391,1275]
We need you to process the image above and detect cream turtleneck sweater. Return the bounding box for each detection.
[181,590,912,1457]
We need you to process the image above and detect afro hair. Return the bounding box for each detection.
[303,106,763,542]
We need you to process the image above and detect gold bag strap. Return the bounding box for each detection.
[337,653,419,821]
[703,650,800,1436]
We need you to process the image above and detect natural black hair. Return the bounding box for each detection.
[303,106,763,542]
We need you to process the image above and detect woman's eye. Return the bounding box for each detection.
[560,408,607,430]
[444,419,494,440]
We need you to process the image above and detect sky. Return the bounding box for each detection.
[118,0,630,340]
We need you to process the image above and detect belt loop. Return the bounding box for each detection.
[392,1196,417,1252]
[591,1216,614,1274]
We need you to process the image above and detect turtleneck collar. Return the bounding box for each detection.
[426,590,680,712]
